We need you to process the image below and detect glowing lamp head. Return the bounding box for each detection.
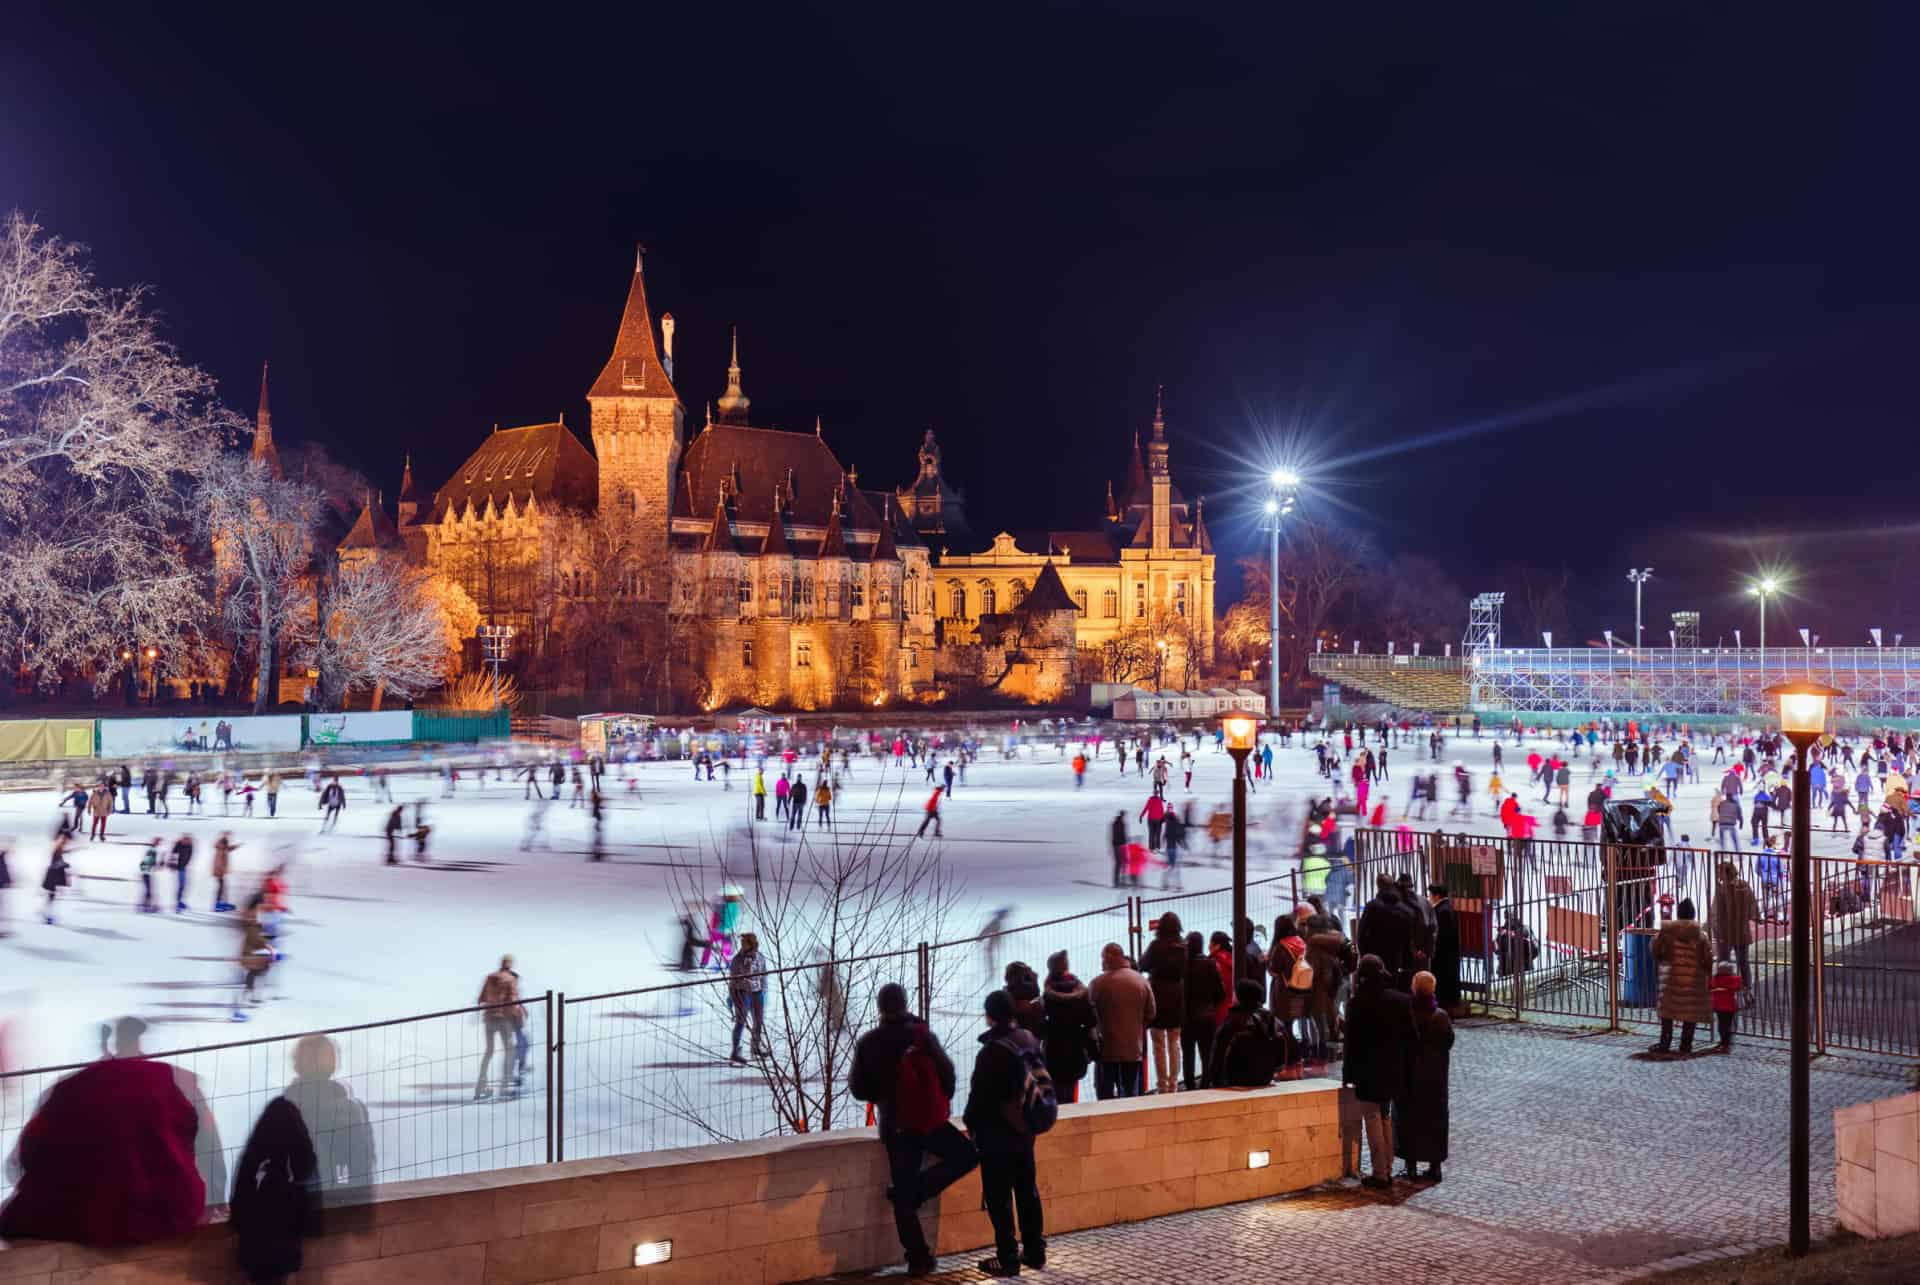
[1223,715,1257,752]
[145,647,157,659]
[1264,498,1280,515]
[1764,679,1842,740]
[1270,468,1301,489]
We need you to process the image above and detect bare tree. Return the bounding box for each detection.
[301,556,456,709]
[1233,519,1370,692]
[200,456,323,712]
[0,212,234,687]
[661,788,964,1138]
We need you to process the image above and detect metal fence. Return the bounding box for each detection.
[6,847,1912,1208]
[1352,827,1920,1056]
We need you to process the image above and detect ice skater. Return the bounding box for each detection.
[211,831,237,912]
[319,776,346,833]
[138,837,161,913]
[42,837,71,925]
[170,833,194,913]
[384,804,405,865]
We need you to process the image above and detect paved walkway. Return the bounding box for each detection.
[820,1020,1908,1283]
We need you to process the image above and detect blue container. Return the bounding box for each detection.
[1621,927,1658,1007]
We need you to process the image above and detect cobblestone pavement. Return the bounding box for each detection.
[819,1020,1909,1284]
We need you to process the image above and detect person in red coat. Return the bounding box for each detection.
[0,1056,204,1246]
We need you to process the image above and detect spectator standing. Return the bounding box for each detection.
[1180,931,1225,1090]
[1650,898,1713,1055]
[963,991,1049,1277]
[1393,970,1454,1183]
[1138,913,1187,1093]
[1709,861,1759,994]
[849,983,977,1278]
[1427,884,1461,1012]
[1342,955,1415,1189]
[1040,951,1096,1103]
[1088,942,1153,1099]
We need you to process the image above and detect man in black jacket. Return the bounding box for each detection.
[849,983,977,1277]
[1357,876,1414,987]
[963,991,1045,1278]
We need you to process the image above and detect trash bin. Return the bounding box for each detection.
[1621,927,1658,1007]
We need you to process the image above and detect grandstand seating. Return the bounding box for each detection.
[1308,657,1468,712]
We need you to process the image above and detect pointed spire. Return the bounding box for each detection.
[1152,384,1166,440]
[702,494,738,553]
[869,495,899,562]
[818,491,849,559]
[1020,561,1078,615]
[716,326,751,424]
[251,360,282,478]
[1190,495,1213,553]
[814,414,823,438]
[1121,431,1147,505]
[588,249,679,402]
[759,492,791,558]
[1146,388,1170,476]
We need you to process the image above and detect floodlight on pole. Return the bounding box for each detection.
[1626,568,1653,649]
[1264,469,1301,718]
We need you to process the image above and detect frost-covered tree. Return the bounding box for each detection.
[304,557,455,709]
[200,455,322,712]
[0,212,234,687]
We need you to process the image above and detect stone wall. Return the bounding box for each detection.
[1836,1090,1920,1239]
[0,1081,1347,1284]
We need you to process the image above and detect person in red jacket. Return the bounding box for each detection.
[0,1056,204,1246]
[916,787,944,838]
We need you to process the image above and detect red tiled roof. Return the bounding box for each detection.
[674,425,862,530]
[431,422,598,520]
[587,264,679,403]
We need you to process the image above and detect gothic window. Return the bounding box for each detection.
[1011,581,1027,607]
[795,642,813,668]
[1074,589,1089,615]
[1174,582,1188,617]
[982,586,997,615]
[617,490,637,516]
[766,577,781,610]
[851,580,866,608]
[1103,588,1118,618]
[678,577,694,605]
[1134,583,1147,619]
[737,576,752,604]
[877,584,890,607]
[802,578,816,608]
[851,642,863,672]
[742,640,754,668]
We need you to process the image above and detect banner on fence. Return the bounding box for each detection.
[98,714,302,757]
[0,718,94,762]
[306,710,412,747]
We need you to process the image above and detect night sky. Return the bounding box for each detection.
[6,3,1914,643]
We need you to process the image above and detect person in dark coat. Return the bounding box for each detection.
[1395,874,1436,969]
[1138,911,1187,1093]
[1341,954,1415,1188]
[1206,979,1286,1087]
[962,991,1046,1278]
[1003,961,1044,1035]
[1427,884,1462,1012]
[230,1096,318,1284]
[1392,970,1454,1183]
[1356,877,1413,985]
[848,982,977,1276]
[1180,931,1226,1089]
[1040,951,1096,1103]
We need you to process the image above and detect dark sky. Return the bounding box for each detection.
[6,3,1914,644]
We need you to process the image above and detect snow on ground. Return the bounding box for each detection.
[0,725,1877,1192]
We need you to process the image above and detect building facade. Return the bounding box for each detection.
[340,255,1214,708]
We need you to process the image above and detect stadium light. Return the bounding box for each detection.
[1264,469,1302,719]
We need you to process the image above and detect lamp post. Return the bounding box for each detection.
[1155,639,1168,690]
[1626,568,1653,649]
[1266,471,1299,719]
[1223,714,1257,990]
[1764,678,1842,1259]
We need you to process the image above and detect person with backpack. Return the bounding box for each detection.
[849,982,976,1278]
[964,990,1051,1277]
[1206,979,1285,1087]
[229,1096,318,1284]
[1269,912,1313,1061]
[1040,951,1096,1103]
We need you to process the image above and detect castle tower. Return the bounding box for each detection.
[1147,387,1171,551]
[587,246,684,570]
[715,328,751,425]
[251,360,282,479]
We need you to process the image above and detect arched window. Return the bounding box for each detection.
[950,585,967,618]
[1011,580,1027,607]
[982,586,998,615]
[1102,588,1118,618]
[1073,589,1088,615]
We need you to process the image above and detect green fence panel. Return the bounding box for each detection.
[411,708,510,743]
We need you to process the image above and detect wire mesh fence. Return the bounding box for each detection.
[0,997,549,1208]
[1352,826,1920,1056]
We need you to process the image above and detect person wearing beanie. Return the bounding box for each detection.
[1427,883,1461,1012]
[1181,931,1225,1090]
[1650,896,1713,1055]
[849,982,975,1276]
[964,990,1047,1277]
[1041,952,1096,1102]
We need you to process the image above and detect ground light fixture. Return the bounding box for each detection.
[1761,677,1842,1259]
[632,1239,672,1266]
[1247,1149,1271,1170]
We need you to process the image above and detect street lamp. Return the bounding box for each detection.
[1265,471,1300,720]
[1764,677,1842,1259]
[1155,639,1168,689]
[1222,714,1257,991]
[1626,568,1653,649]
[1748,576,1781,687]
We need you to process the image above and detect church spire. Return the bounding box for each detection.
[251,360,282,478]
[587,246,679,402]
[1146,388,1170,477]
[716,326,751,424]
